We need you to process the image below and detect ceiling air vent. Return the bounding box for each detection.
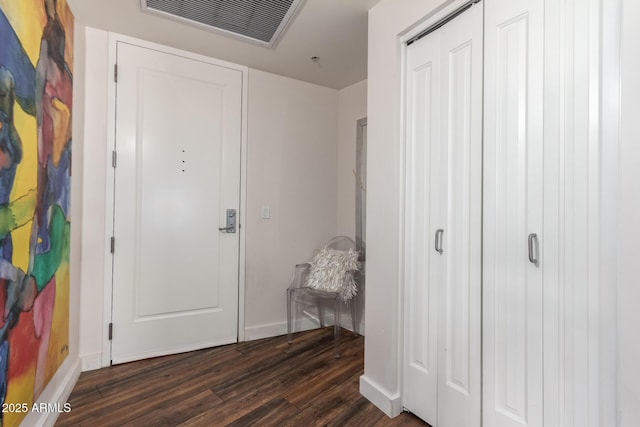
[140,0,305,47]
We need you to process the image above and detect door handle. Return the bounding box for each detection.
[435,229,444,254]
[218,209,237,233]
[528,233,539,266]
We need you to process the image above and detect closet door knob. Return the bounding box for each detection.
[528,233,539,266]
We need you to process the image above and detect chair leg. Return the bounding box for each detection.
[351,299,358,337]
[318,303,325,328]
[334,298,341,358]
[287,289,293,344]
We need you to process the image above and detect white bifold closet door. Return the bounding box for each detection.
[403,3,483,427]
[483,0,544,426]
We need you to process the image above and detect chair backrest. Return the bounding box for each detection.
[288,236,358,291]
[326,236,356,251]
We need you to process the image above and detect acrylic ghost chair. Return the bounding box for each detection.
[286,236,359,358]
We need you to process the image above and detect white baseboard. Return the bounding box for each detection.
[21,355,81,427]
[81,353,104,371]
[359,374,402,418]
[243,321,285,341]
[244,316,320,341]
[244,308,363,342]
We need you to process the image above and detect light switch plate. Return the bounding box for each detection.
[261,206,270,219]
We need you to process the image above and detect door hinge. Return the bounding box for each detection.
[108,323,113,340]
[114,64,118,82]
[112,150,117,168]
[110,236,115,254]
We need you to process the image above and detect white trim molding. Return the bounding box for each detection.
[21,356,81,427]
[244,317,320,342]
[245,309,361,342]
[359,375,402,418]
[81,353,103,372]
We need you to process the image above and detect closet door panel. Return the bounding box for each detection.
[403,30,442,425]
[403,5,482,427]
[438,3,483,426]
[543,1,604,424]
[484,1,544,426]
[444,41,473,395]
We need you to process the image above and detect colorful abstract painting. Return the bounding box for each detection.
[0,0,72,425]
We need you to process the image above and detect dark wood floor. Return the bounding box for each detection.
[56,328,428,427]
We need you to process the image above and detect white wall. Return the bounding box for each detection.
[245,73,369,340]
[619,0,640,424]
[77,27,109,371]
[244,69,339,339]
[337,80,367,239]
[361,0,449,417]
[337,79,367,335]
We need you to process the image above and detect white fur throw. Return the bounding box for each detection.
[305,247,359,301]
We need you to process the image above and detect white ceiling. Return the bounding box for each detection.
[68,0,381,89]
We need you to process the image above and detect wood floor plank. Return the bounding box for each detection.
[97,346,240,397]
[234,327,327,356]
[58,349,242,424]
[283,370,364,426]
[326,395,386,426]
[177,353,341,424]
[72,347,219,395]
[281,340,363,407]
[121,389,223,427]
[375,412,431,427]
[210,332,340,400]
[88,380,224,426]
[180,361,304,426]
[224,397,299,427]
[64,386,102,411]
[55,328,429,427]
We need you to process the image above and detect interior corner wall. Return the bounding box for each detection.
[337,79,367,335]
[337,79,367,239]
[77,26,109,371]
[244,69,339,340]
[618,0,640,424]
[362,0,450,417]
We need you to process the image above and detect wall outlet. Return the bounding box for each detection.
[261,206,270,219]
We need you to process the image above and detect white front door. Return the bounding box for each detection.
[403,3,483,426]
[110,41,243,364]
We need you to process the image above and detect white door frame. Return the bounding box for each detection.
[101,32,248,367]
